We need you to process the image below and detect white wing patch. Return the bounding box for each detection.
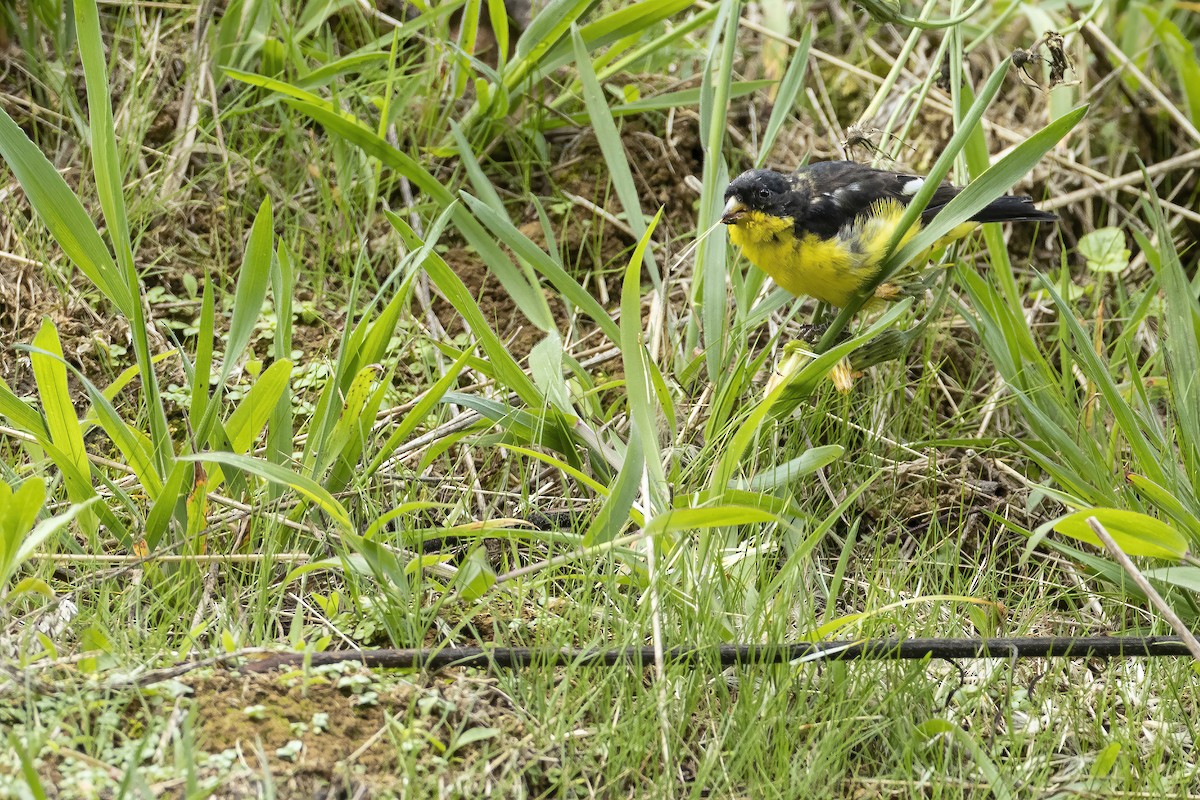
[901,178,924,196]
[828,182,863,207]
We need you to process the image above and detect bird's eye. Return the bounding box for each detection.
[757,188,771,199]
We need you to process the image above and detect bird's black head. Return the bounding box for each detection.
[722,169,792,224]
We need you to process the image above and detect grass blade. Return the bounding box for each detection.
[891,105,1088,270]
[29,322,93,509]
[221,199,275,383]
[0,112,129,313]
[179,452,352,534]
[571,25,655,282]
[620,211,668,510]
[461,193,621,342]
[694,0,739,378]
[388,211,544,407]
[756,23,812,167]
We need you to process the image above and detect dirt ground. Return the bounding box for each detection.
[18,664,547,798]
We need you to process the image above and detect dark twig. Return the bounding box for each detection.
[238,637,1195,676]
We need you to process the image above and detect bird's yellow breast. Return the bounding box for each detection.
[727,209,879,307]
[727,203,979,308]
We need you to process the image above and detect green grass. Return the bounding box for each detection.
[2,0,1200,796]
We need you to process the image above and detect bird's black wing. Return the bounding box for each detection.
[793,161,961,238]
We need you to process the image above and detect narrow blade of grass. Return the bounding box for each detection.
[571,25,655,284]
[756,23,812,167]
[220,198,275,384]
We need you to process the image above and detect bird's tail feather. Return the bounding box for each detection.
[971,195,1057,224]
[921,194,1056,224]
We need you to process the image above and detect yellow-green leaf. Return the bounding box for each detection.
[1054,508,1188,560]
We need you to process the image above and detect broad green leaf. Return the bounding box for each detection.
[68,363,163,501]
[486,0,509,70]
[77,0,172,475]
[225,67,349,115]
[0,378,47,436]
[6,577,53,600]
[451,726,501,751]
[316,365,382,476]
[1141,567,1200,593]
[504,445,611,497]
[190,275,217,432]
[0,478,46,573]
[296,52,388,89]
[446,393,580,464]
[619,211,667,510]
[585,432,644,544]
[889,101,1087,277]
[645,505,779,536]
[353,535,414,595]
[323,366,393,494]
[1091,743,1122,779]
[1078,227,1130,274]
[144,460,191,549]
[1126,473,1200,542]
[4,493,98,592]
[530,332,576,415]
[75,0,134,294]
[225,359,293,454]
[13,497,97,571]
[695,1,739,378]
[455,546,497,600]
[1053,508,1189,560]
[344,281,411,390]
[268,245,295,475]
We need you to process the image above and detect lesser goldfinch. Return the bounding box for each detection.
[721,161,1056,308]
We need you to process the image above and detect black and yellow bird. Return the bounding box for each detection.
[721,161,1056,308]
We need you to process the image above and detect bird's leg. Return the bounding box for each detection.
[796,322,831,346]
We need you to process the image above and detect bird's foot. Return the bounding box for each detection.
[795,322,831,346]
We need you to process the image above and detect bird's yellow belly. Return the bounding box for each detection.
[730,218,874,308]
[747,234,864,307]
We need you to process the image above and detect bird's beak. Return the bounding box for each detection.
[721,197,747,225]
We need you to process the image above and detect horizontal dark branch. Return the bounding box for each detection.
[242,636,1195,674]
